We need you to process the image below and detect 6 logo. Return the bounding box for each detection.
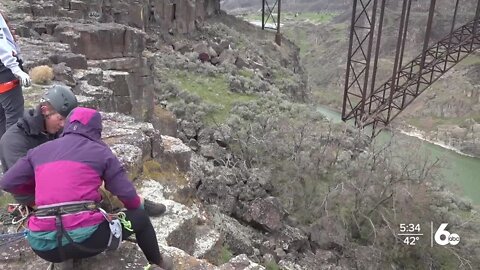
[434,223,460,246]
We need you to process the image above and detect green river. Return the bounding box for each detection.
[317,106,480,206]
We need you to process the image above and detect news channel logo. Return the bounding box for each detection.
[433,223,460,246]
[397,223,460,246]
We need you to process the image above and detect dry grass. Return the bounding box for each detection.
[29,65,54,85]
[143,160,189,186]
[99,186,125,212]
[142,160,196,206]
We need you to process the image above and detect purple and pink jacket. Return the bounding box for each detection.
[0,107,141,235]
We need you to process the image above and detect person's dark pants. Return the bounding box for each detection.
[32,209,162,265]
[0,84,24,138]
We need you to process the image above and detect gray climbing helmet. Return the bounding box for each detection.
[42,85,78,117]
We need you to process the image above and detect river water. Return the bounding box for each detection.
[317,106,480,206]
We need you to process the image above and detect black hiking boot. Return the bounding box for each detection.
[144,199,166,217]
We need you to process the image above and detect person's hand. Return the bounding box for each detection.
[13,70,31,87]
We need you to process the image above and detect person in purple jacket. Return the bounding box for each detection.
[0,107,173,270]
[0,84,166,217]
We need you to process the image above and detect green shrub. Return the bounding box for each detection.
[218,245,234,265]
[166,70,256,124]
[264,261,280,270]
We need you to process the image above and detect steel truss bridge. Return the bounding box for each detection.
[259,0,480,136]
[342,0,480,136]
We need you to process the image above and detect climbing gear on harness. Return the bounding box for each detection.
[107,219,122,251]
[98,208,123,250]
[1,204,32,231]
[116,212,133,232]
[11,204,30,225]
[0,79,19,94]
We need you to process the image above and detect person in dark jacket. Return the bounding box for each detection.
[0,107,173,270]
[0,11,31,138]
[0,85,76,173]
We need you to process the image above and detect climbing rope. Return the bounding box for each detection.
[0,230,28,247]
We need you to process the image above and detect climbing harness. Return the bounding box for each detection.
[42,204,128,270]
[35,201,127,256]
[0,79,19,94]
[1,201,135,270]
[35,201,99,217]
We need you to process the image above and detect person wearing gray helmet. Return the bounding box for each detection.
[0,85,77,173]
